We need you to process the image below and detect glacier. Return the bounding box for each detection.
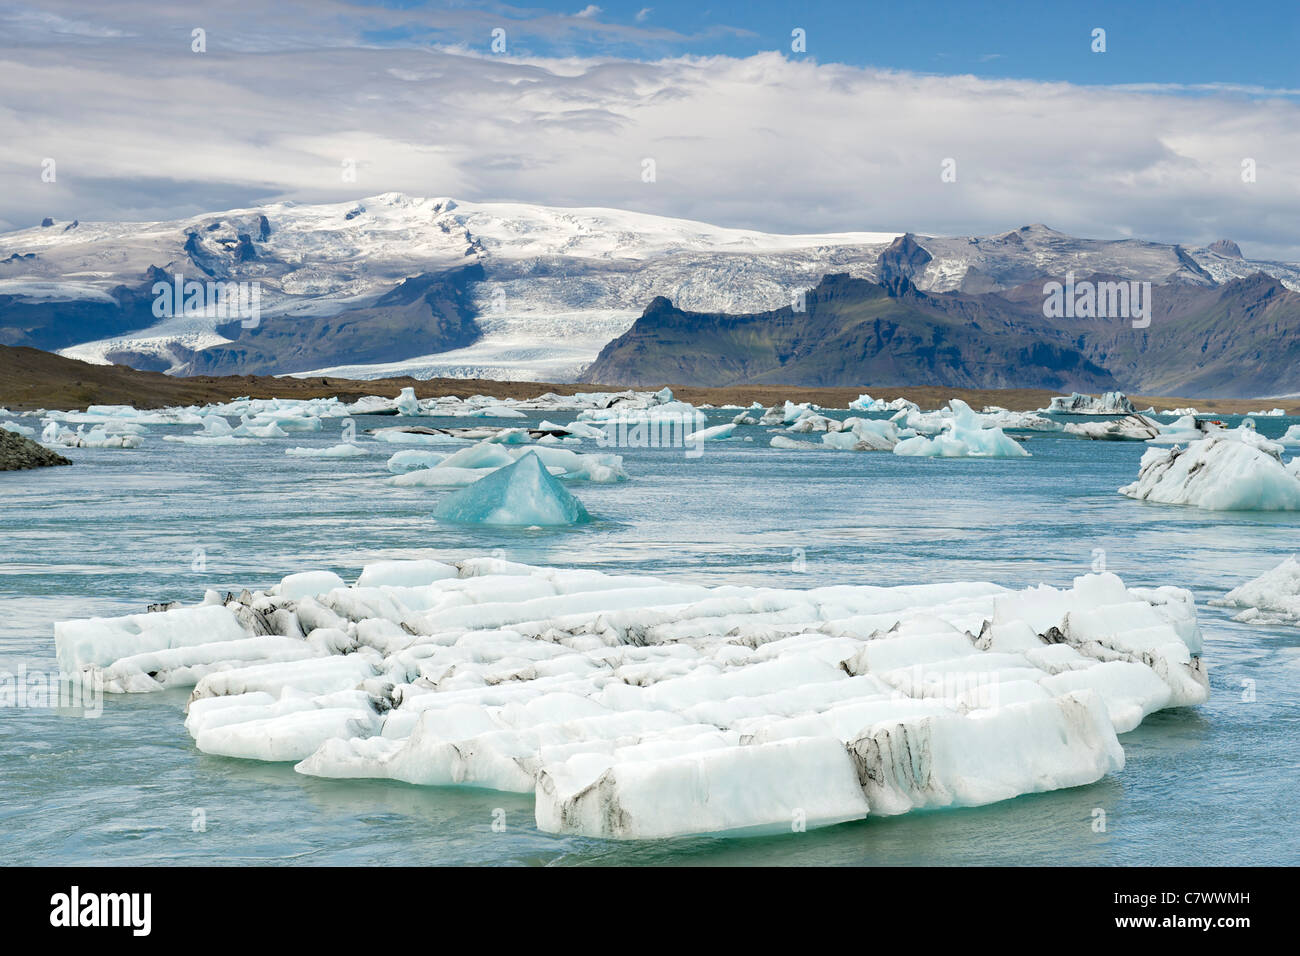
[53,557,1207,841]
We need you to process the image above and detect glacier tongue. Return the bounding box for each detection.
[54,559,1208,840]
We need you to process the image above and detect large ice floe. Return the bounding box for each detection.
[1209,557,1300,624]
[54,558,1207,840]
[892,400,1030,458]
[432,452,592,526]
[1119,427,1300,511]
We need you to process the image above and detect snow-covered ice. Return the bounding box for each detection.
[54,557,1207,840]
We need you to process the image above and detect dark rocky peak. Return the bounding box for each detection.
[877,233,933,284]
[1208,239,1243,259]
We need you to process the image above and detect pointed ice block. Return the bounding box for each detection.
[433,451,591,526]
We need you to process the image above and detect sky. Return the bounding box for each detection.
[2,0,1298,257]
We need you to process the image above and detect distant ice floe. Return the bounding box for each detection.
[1210,557,1300,624]
[286,443,368,458]
[1044,391,1137,415]
[54,559,1207,840]
[848,393,917,413]
[1119,427,1300,510]
[1249,408,1286,417]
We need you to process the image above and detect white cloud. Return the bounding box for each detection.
[2,3,1298,260]
[573,5,603,18]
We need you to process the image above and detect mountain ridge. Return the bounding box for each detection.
[1,193,1297,390]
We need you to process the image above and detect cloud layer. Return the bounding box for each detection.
[2,1,1298,259]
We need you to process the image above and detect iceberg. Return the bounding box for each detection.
[55,559,1207,841]
[1044,391,1136,415]
[394,387,420,416]
[1209,557,1300,624]
[848,393,885,412]
[821,417,904,451]
[433,452,592,526]
[893,400,1030,458]
[1119,431,1300,510]
[1280,425,1300,447]
[1064,414,1162,442]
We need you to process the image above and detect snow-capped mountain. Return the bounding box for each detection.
[0,192,1296,383]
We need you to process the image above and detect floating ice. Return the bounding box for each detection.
[1045,392,1136,415]
[389,439,625,488]
[770,434,820,450]
[1144,414,1226,445]
[286,443,368,458]
[394,387,420,416]
[46,424,144,448]
[386,449,448,473]
[233,418,289,438]
[1249,408,1286,417]
[685,423,736,442]
[432,453,592,526]
[368,427,471,445]
[1209,557,1300,624]
[1064,414,1162,441]
[893,400,1030,458]
[163,434,262,446]
[1120,431,1300,510]
[55,559,1207,840]
[1,421,36,437]
[1281,425,1300,447]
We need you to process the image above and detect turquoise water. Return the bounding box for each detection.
[2,410,1298,865]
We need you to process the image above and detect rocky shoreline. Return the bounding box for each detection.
[0,427,71,471]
